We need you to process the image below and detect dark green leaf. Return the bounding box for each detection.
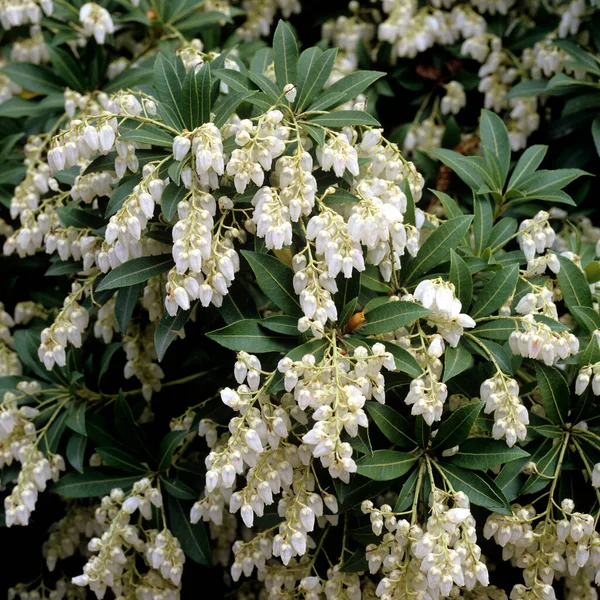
[405,216,473,282]
[65,402,86,435]
[449,250,472,309]
[307,111,380,128]
[207,319,294,353]
[440,463,511,514]
[167,495,210,565]
[356,450,417,481]
[365,402,416,448]
[154,54,184,127]
[96,447,148,473]
[393,466,420,512]
[447,439,529,470]
[155,307,192,362]
[433,402,484,451]
[1,63,63,95]
[241,250,302,316]
[535,363,569,426]
[158,430,189,472]
[161,477,197,500]
[273,20,298,89]
[556,254,594,310]
[361,301,431,335]
[115,284,142,333]
[471,264,519,318]
[119,123,174,148]
[47,45,86,93]
[508,145,548,190]
[443,345,474,382]
[296,48,337,110]
[480,109,511,186]
[52,470,141,498]
[181,62,211,129]
[96,255,174,291]
[66,433,87,473]
[161,181,189,221]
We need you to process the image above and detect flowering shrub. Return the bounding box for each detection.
[1,1,600,600]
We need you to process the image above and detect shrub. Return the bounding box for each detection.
[1,2,600,600]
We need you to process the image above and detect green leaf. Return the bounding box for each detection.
[181,62,211,129]
[415,416,430,449]
[66,433,87,474]
[98,342,122,386]
[161,477,197,500]
[393,467,420,512]
[572,306,600,333]
[207,319,294,353]
[96,255,174,291]
[439,463,511,514]
[489,218,518,250]
[355,450,417,481]
[535,363,569,426]
[480,109,511,186]
[167,495,210,565]
[103,66,154,94]
[119,123,174,148]
[519,440,561,495]
[376,342,422,377]
[115,391,152,458]
[449,250,473,309]
[443,345,474,382]
[47,45,86,93]
[349,427,373,456]
[155,307,191,362]
[1,63,63,95]
[447,439,529,470]
[472,319,518,341]
[557,254,593,310]
[158,430,189,472]
[52,470,141,498]
[260,315,300,336]
[517,168,588,197]
[506,79,548,99]
[508,145,548,190]
[296,48,337,110]
[40,410,68,455]
[241,250,302,316]
[473,197,493,255]
[339,549,369,573]
[307,111,380,128]
[273,20,298,89]
[161,181,189,221]
[65,402,86,435]
[428,149,485,191]
[471,264,519,318]
[405,216,473,282]
[247,71,281,100]
[431,190,463,219]
[213,90,256,128]
[106,176,139,218]
[465,337,513,374]
[433,402,484,451]
[365,402,416,448]
[154,54,184,127]
[96,447,148,473]
[593,115,600,158]
[361,301,431,335]
[323,189,360,205]
[115,284,142,333]
[309,71,385,111]
[13,328,55,382]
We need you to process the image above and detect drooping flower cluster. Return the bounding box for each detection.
[480,372,528,447]
[509,314,579,366]
[364,488,489,599]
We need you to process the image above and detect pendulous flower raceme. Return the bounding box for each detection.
[0,4,600,600]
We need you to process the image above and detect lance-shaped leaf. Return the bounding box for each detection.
[360,301,431,335]
[207,319,294,353]
[535,363,569,426]
[443,345,474,382]
[242,250,302,316]
[356,450,417,481]
[96,255,174,291]
[273,20,298,89]
[556,254,594,310]
[52,470,141,498]
[307,111,380,128]
[404,216,473,282]
[167,495,210,565]
[154,54,184,126]
[439,463,512,514]
[365,402,416,448]
[480,109,511,186]
[181,62,211,129]
[471,264,519,318]
[507,145,548,190]
[433,402,484,451]
[449,250,472,309]
[447,439,529,470]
